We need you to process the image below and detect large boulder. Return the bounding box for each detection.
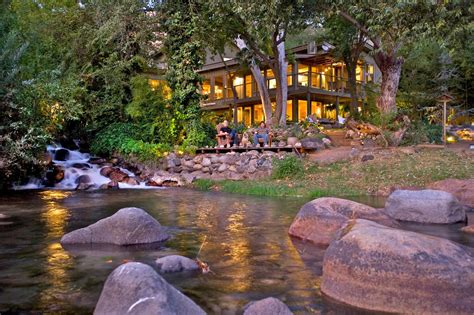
[428,179,474,208]
[243,297,293,315]
[94,262,206,315]
[300,137,325,150]
[321,219,474,314]
[155,255,199,273]
[288,197,397,246]
[385,189,466,223]
[54,148,70,161]
[61,207,169,245]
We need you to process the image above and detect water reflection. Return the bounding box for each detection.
[38,190,74,311]
[0,189,472,314]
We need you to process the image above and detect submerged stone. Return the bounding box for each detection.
[60,207,169,246]
[321,219,474,314]
[155,255,199,273]
[288,197,397,246]
[94,262,206,315]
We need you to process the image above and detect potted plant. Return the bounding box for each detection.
[287,123,302,146]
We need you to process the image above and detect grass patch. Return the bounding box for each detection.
[193,178,214,191]
[193,148,474,198]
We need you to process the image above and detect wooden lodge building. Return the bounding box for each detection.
[147,41,382,126]
[197,42,381,126]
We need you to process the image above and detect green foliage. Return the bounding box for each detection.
[272,156,304,179]
[90,122,172,161]
[402,121,443,145]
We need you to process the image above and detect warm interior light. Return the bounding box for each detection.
[447,136,456,143]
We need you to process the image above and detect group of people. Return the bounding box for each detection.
[216,120,270,147]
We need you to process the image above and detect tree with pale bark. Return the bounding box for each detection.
[203,0,315,126]
[333,1,445,114]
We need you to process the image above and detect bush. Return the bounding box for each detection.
[272,156,304,179]
[402,121,443,145]
[90,122,172,161]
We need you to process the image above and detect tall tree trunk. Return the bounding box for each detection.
[272,40,288,126]
[234,37,273,125]
[375,52,403,114]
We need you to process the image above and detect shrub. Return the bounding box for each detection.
[272,156,304,179]
[402,121,443,145]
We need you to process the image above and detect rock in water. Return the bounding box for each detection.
[461,224,474,234]
[54,148,69,161]
[428,179,474,208]
[321,219,474,314]
[60,207,169,245]
[94,262,206,315]
[243,297,293,315]
[385,189,466,223]
[288,197,397,246]
[155,255,199,273]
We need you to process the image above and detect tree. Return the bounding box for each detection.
[334,1,444,114]
[322,15,367,116]
[204,0,314,126]
[161,0,213,147]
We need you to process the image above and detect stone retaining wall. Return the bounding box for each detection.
[130,150,290,185]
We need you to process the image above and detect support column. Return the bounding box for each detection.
[335,96,340,127]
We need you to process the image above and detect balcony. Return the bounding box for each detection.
[202,72,364,105]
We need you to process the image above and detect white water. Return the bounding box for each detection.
[13,144,161,190]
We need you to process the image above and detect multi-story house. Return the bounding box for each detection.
[198,42,381,126]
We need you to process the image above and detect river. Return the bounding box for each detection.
[0,189,472,314]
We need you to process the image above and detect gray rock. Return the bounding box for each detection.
[155,255,199,273]
[61,207,169,245]
[218,163,228,172]
[201,157,211,167]
[361,154,374,162]
[321,219,474,314]
[243,297,293,315]
[300,137,325,150]
[289,197,398,246]
[385,189,466,223]
[94,262,206,315]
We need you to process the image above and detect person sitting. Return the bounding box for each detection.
[216,120,236,147]
[253,121,269,146]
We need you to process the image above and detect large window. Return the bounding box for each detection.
[254,104,264,123]
[287,64,293,86]
[233,76,244,99]
[245,75,253,98]
[267,69,277,89]
[215,76,224,99]
[286,100,293,121]
[311,101,323,118]
[298,64,309,86]
[201,79,211,97]
[297,100,308,121]
[237,106,252,127]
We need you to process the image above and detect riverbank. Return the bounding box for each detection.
[193,147,474,198]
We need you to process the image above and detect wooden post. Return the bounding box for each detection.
[443,100,447,147]
[335,96,340,127]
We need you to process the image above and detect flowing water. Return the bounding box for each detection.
[0,189,472,314]
[13,144,152,190]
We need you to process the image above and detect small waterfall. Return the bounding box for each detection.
[13,144,159,190]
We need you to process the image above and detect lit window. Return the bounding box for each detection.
[286,100,293,121]
[297,100,307,121]
[254,104,264,123]
[367,64,374,82]
[245,75,252,98]
[311,101,323,118]
[297,64,308,86]
[356,63,364,81]
[233,76,244,99]
[266,69,276,89]
[215,76,224,99]
[201,79,211,96]
[287,64,293,86]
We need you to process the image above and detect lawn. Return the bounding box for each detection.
[193,148,474,198]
